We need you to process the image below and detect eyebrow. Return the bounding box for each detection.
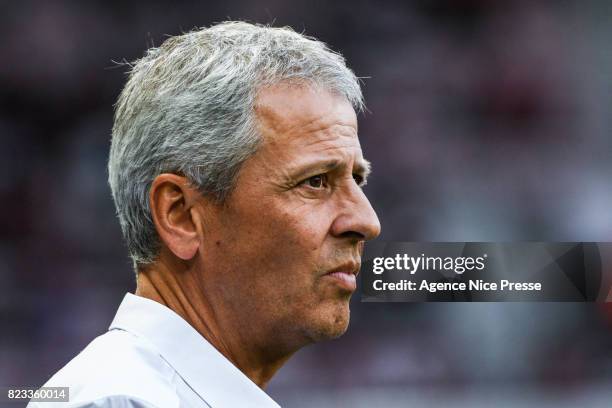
[358,159,372,179]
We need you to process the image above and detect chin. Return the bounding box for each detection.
[304,300,351,342]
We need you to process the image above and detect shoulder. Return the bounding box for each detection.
[28,394,162,408]
[37,329,180,408]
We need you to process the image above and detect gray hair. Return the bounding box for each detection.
[108,21,364,271]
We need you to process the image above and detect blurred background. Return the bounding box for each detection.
[1,0,612,406]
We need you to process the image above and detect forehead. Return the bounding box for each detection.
[253,82,358,146]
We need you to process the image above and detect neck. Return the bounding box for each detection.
[135,252,292,388]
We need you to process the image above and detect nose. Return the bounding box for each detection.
[330,183,381,242]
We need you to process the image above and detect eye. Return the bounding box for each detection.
[302,174,328,189]
[353,173,365,186]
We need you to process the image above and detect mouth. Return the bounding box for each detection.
[323,262,360,292]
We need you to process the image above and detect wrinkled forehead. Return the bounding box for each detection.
[253,82,358,144]
[249,82,368,180]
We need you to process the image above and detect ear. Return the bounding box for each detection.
[149,173,202,261]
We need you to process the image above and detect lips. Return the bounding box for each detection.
[325,262,360,277]
[323,262,360,291]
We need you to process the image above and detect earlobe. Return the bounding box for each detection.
[149,174,201,261]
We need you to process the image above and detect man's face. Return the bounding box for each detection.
[199,83,380,348]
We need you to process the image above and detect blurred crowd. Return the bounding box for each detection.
[1,0,612,406]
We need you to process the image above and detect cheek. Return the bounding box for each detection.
[244,207,333,291]
[284,212,327,249]
[209,192,336,288]
[258,211,326,270]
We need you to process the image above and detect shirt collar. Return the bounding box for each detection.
[109,293,281,408]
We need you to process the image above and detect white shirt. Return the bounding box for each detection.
[28,293,282,408]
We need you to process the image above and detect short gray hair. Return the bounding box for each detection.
[108,21,364,271]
